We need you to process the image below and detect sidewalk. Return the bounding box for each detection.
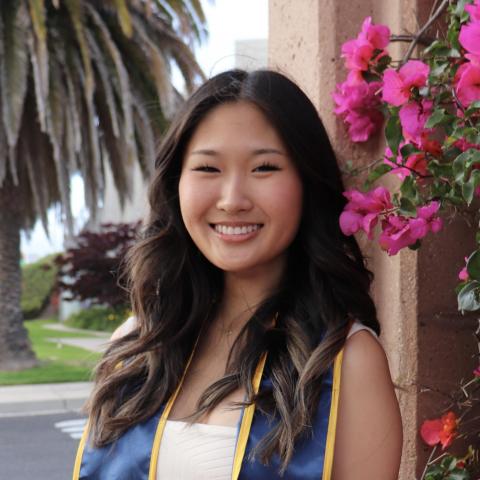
[43,322,111,353]
[0,381,92,417]
[0,323,110,417]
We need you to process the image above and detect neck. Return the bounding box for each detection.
[216,258,286,332]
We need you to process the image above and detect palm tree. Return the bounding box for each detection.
[0,0,206,370]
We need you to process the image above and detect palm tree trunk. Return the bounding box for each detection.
[0,178,37,370]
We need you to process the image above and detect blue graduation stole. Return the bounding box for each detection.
[73,347,344,480]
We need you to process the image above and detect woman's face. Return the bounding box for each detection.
[179,101,303,276]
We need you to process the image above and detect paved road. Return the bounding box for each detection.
[0,412,86,480]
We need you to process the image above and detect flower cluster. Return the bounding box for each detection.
[339,187,443,255]
[334,2,480,476]
[457,0,480,106]
[332,17,389,142]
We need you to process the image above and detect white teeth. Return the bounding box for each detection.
[214,224,261,235]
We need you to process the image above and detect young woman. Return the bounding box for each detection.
[73,69,403,479]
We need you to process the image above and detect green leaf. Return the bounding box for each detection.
[446,470,471,480]
[428,160,453,178]
[448,48,462,58]
[425,108,447,128]
[385,114,402,155]
[467,250,480,281]
[400,175,418,202]
[408,239,422,251]
[364,163,392,189]
[430,62,449,77]
[465,100,480,116]
[462,169,480,205]
[399,197,417,216]
[453,150,473,183]
[375,54,391,72]
[441,455,459,471]
[462,179,475,205]
[457,280,480,312]
[400,143,420,159]
[424,40,448,56]
[454,0,470,17]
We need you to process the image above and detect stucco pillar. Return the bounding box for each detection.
[269,1,478,478]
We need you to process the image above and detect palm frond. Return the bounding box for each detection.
[86,3,137,164]
[65,0,94,97]
[131,15,175,119]
[26,0,49,133]
[0,1,30,185]
[85,29,120,137]
[132,90,155,179]
[46,53,75,235]
[112,0,133,38]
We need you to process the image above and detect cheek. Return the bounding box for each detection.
[178,176,213,229]
[264,176,303,233]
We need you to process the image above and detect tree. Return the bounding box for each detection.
[56,222,140,308]
[0,0,205,370]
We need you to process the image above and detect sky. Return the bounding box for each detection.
[21,0,268,263]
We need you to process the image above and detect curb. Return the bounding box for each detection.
[0,381,93,417]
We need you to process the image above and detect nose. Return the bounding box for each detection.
[216,175,253,213]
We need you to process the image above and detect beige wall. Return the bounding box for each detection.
[269,1,478,478]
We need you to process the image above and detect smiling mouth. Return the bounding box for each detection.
[210,224,263,235]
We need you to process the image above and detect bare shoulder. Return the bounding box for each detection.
[110,316,138,341]
[331,330,403,480]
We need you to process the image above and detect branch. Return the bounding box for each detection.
[340,157,384,176]
[390,34,435,46]
[401,0,450,65]
[420,445,438,480]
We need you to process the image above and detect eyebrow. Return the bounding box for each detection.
[188,148,286,157]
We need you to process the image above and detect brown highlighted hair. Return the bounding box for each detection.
[86,69,379,474]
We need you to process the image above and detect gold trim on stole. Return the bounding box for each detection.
[321,348,345,480]
[72,420,90,480]
[231,350,268,480]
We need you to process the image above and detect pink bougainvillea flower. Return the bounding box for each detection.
[341,39,375,71]
[378,214,413,255]
[465,0,480,22]
[358,16,390,49]
[333,79,384,142]
[409,201,443,236]
[384,145,428,180]
[473,364,480,377]
[339,186,393,239]
[382,60,430,106]
[455,61,480,107]
[399,99,433,144]
[459,21,480,57]
[378,201,442,255]
[341,17,390,72]
[420,411,458,450]
[466,52,480,67]
[458,256,469,281]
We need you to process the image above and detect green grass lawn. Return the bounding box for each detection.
[0,319,103,385]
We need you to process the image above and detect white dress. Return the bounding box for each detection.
[156,320,379,479]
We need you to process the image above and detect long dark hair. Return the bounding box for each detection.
[87,69,379,474]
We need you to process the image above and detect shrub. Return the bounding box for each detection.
[65,305,130,332]
[56,222,140,309]
[21,253,60,319]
